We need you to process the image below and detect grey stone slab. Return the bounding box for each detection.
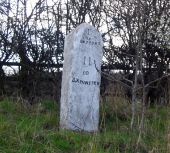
[60,23,103,132]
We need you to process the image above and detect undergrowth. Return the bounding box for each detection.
[0,97,169,153]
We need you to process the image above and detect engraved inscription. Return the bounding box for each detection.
[72,77,100,86]
[87,29,90,35]
[83,71,89,75]
[83,56,94,66]
[80,29,101,45]
[80,40,101,45]
[89,57,92,66]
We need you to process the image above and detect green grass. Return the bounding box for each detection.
[0,97,169,153]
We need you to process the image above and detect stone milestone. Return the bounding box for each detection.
[60,23,103,132]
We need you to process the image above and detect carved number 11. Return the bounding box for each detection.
[83,56,92,66]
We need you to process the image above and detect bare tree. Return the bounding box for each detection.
[102,0,170,130]
[0,0,14,95]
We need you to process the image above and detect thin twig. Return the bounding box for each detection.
[94,61,132,89]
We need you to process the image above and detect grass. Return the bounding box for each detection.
[0,97,169,153]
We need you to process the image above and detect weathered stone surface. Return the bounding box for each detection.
[60,23,103,132]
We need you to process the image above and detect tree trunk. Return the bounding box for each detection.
[0,65,5,95]
[19,64,30,98]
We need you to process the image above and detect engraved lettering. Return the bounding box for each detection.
[84,81,89,85]
[89,57,92,66]
[87,29,90,35]
[80,80,84,84]
[83,56,86,65]
[83,71,89,75]
[72,77,100,86]
[83,56,93,66]
[72,77,79,83]
[72,77,76,82]
[80,39,100,45]
[80,40,85,43]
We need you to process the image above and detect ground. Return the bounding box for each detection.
[0,97,169,153]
